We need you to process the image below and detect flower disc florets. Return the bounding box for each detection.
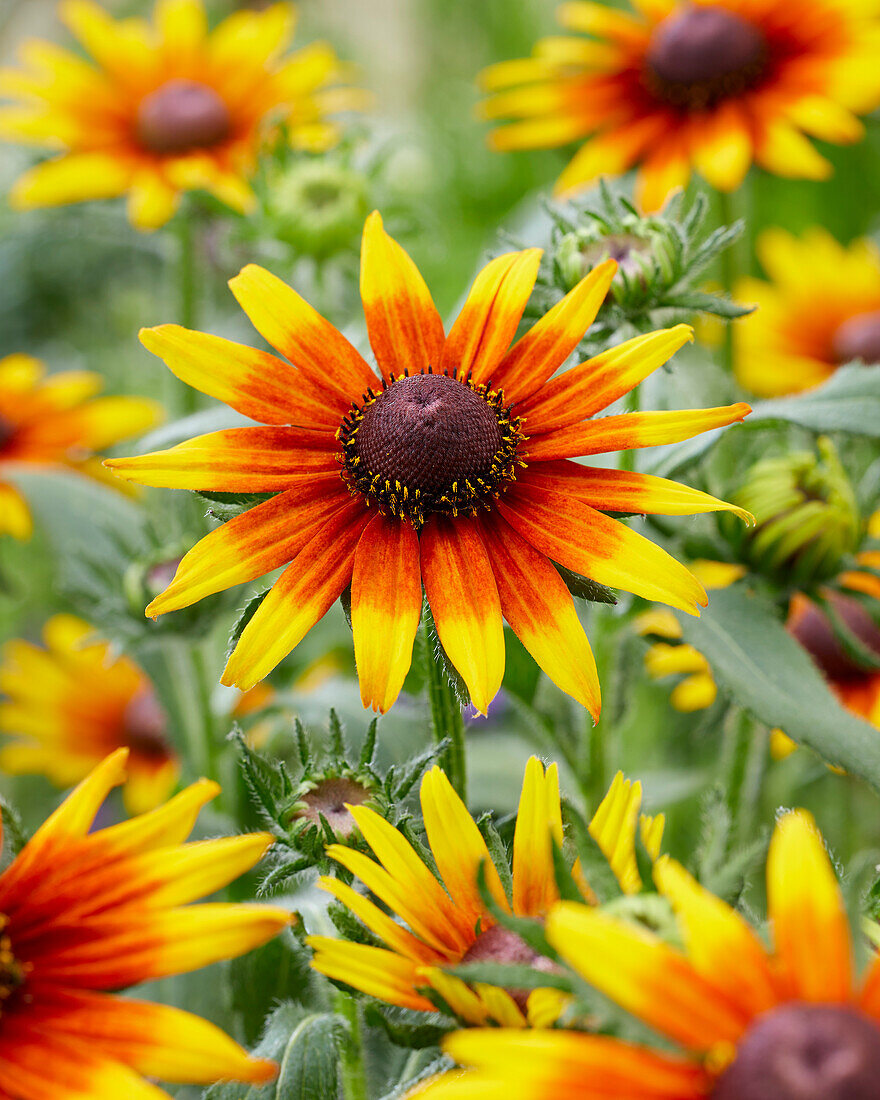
[339,371,525,526]
[0,413,14,452]
[460,924,559,1013]
[645,5,767,110]
[122,688,171,761]
[831,309,880,365]
[712,1004,880,1100]
[0,924,26,1019]
[292,775,373,839]
[136,79,231,155]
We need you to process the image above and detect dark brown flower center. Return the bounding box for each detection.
[712,1004,880,1100]
[0,413,14,453]
[0,923,27,1019]
[645,5,767,110]
[339,372,525,526]
[831,310,880,365]
[136,79,231,155]
[293,777,371,837]
[788,595,880,683]
[461,924,558,1013]
[122,688,172,761]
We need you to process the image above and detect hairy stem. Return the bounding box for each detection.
[336,993,369,1100]
[424,628,468,801]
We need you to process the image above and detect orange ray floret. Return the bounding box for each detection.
[0,0,368,230]
[479,0,880,210]
[308,758,660,1029]
[108,210,751,717]
[0,750,291,1100]
[0,354,161,540]
[411,809,880,1099]
[0,615,179,814]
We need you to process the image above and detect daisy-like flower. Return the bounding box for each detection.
[309,759,664,1028]
[736,227,880,397]
[0,749,292,1100]
[0,354,161,539]
[0,615,179,814]
[0,0,367,230]
[479,0,880,211]
[107,211,750,716]
[413,809,880,1100]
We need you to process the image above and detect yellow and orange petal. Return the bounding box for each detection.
[0,354,161,539]
[309,758,661,1028]
[0,615,179,813]
[109,211,749,712]
[0,750,291,1100]
[735,228,880,397]
[0,0,365,230]
[479,0,880,210]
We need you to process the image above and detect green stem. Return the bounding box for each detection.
[425,630,468,802]
[336,993,369,1100]
[190,641,220,782]
[619,384,639,472]
[720,708,762,841]
[175,214,199,416]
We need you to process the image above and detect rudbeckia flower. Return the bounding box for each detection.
[480,0,880,210]
[309,758,663,1028]
[0,354,161,540]
[0,749,291,1099]
[0,0,366,230]
[107,211,750,716]
[413,809,880,1100]
[0,615,179,813]
[736,228,880,396]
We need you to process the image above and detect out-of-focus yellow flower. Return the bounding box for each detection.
[0,615,179,814]
[479,0,880,211]
[0,354,161,540]
[0,0,368,230]
[736,228,880,396]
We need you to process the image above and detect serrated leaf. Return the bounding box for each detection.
[676,583,880,787]
[377,1056,456,1100]
[662,291,753,319]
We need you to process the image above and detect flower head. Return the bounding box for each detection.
[0,750,291,1100]
[480,0,880,210]
[107,211,750,717]
[413,809,880,1099]
[0,0,366,230]
[308,758,663,1028]
[0,354,161,539]
[735,228,880,396]
[0,615,179,813]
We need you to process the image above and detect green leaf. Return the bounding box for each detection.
[364,1004,454,1050]
[662,291,754,319]
[743,364,880,437]
[446,960,575,994]
[231,936,316,1045]
[228,588,272,659]
[202,1002,308,1099]
[648,365,880,479]
[553,563,618,605]
[676,583,880,788]
[274,1012,346,1100]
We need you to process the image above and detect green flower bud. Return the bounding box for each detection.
[269,159,369,258]
[725,437,861,587]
